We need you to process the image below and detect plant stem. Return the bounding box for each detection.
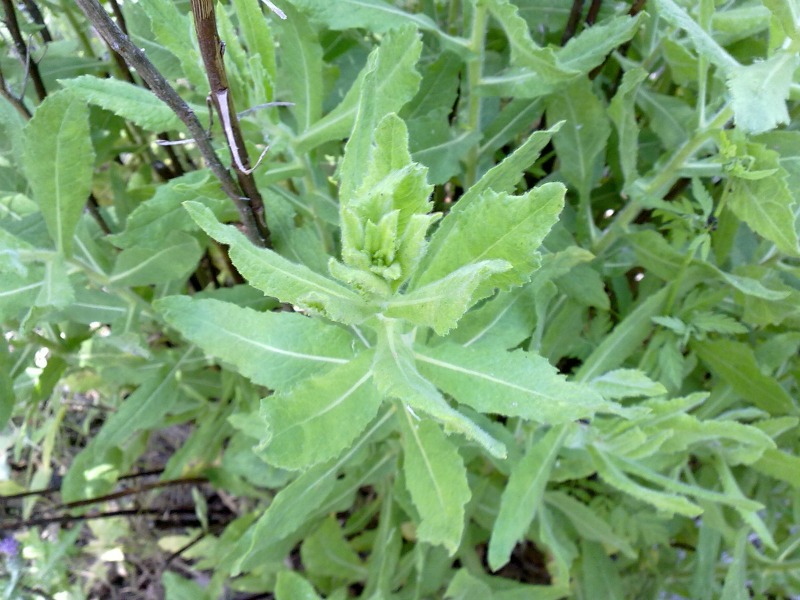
[561,0,585,45]
[74,0,269,248]
[189,0,271,247]
[593,104,733,255]
[1,0,47,101]
[0,65,31,118]
[463,2,488,188]
[21,0,52,43]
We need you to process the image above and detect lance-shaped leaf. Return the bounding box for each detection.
[547,78,611,202]
[258,351,381,470]
[608,68,647,186]
[488,424,569,571]
[413,184,565,296]
[108,233,203,287]
[384,260,511,335]
[373,319,506,458]
[155,296,356,392]
[590,369,667,400]
[398,407,470,554]
[418,123,562,278]
[295,26,422,152]
[23,90,94,257]
[184,202,372,323]
[558,14,644,74]
[416,341,631,423]
[60,75,183,132]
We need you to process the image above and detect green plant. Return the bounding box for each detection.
[1,0,799,598]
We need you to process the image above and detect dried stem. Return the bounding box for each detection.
[0,65,31,118]
[189,0,271,247]
[21,0,52,42]
[74,0,269,247]
[586,0,602,25]
[1,0,47,100]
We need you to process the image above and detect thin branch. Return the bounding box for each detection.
[1,0,47,100]
[56,476,208,511]
[74,0,269,247]
[0,65,31,118]
[586,0,602,26]
[21,0,52,42]
[189,0,271,247]
[560,0,584,46]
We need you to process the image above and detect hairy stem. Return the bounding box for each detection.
[75,0,269,247]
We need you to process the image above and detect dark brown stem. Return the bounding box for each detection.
[87,193,112,234]
[586,0,602,25]
[107,0,128,34]
[1,507,210,530]
[21,0,52,42]
[74,0,269,247]
[0,65,31,118]
[189,0,271,247]
[56,476,208,510]
[560,0,584,45]
[1,0,47,101]
[630,0,647,15]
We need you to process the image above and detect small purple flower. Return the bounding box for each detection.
[0,536,19,557]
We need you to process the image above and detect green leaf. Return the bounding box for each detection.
[445,570,495,600]
[155,296,357,393]
[415,185,565,298]
[138,0,206,89]
[728,52,799,134]
[398,408,471,554]
[653,0,739,72]
[23,90,94,257]
[727,143,799,256]
[108,171,235,249]
[385,260,511,335]
[0,268,44,321]
[488,425,569,571]
[290,0,466,55]
[608,68,648,185]
[275,572,323,600]
[373,319,506,458]
[590,369,667,399]
[409,113,480,185]
[693,339,797,416]
[576,286,671,382]
[0,341,15,430]
[295,26,422,152]
[35,255,74,310]
[579,540,624,600]
[589,447,703,517]
[544,491,636,558]
[300,516,367,582]
[184,201,372,323]
[108,232,202,286]
[751,448,800,489]
[231,0,277,101]
[258,351,381,470]
[720,530,749,600]
[273,4,322,132]
[547,78,611,201]
[60,75,182,132]
[419,124,563,280]
[558,15,644,74]
[416,342,630,423]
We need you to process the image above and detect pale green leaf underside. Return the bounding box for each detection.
[399,410,471,554]
[155,296,356,392]
[728,52,798,134]
[259,351,381,470]
[416,342,631,423]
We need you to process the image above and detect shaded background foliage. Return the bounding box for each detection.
[0,0,799,598]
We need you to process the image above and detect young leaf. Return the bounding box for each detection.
[108,233,202,286]
[416,342,631,423]
[23,90,94,257]
[300,516,367,582]
[488,424,569,571]
[398,408,471,555]
[414,184,566,298]
[59,75,183,132]
[183,201,372,323]
[155,296,357,393]
[231,0,277,101]
[384,260,511,335]
[258,351,381,470]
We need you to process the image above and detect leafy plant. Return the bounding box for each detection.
[1,0,799,598]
